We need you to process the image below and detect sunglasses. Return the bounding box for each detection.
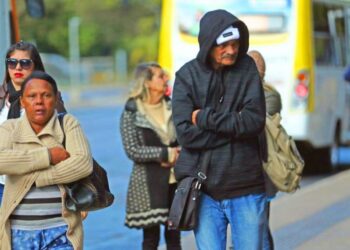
[6,58,33,70]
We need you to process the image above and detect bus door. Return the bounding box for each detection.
[344,7,350,64]
[327,7,350,144]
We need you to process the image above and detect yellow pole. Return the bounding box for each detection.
[158,0,173,74]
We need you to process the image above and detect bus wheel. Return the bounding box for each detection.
[296,142,315,174]
[328,123,342,171]
[330,141,340,168]
[313,147,332,173]
[314,141,340,173]
[297,142,338,174]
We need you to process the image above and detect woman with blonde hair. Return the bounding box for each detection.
[120,62,181,250]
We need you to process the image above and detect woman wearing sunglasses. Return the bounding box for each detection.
[0,41,66,205]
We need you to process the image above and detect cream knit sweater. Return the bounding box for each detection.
[0,112,93,250]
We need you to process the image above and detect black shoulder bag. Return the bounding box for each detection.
[58,113,115,212]
[168,150,211,231]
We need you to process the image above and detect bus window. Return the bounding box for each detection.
[314,32,333,65]
[239,14,287,34]
[177,0,290,37]
[162,0,292,73]
[178,8,203,38]
[330,9,346,66]
[313,3,347,66]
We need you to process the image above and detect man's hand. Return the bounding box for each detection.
[192,109,200,125]
[161,162,172,168]
[49,147,70,165]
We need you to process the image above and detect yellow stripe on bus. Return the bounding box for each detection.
[179,33,198,44]
[250,33,289,45]
[158,0,174,73]
[294,0,314,112]
[180,32,290,46]
[179,33,291,47]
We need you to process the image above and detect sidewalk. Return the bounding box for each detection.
[271,169,350,250]
[160,169,350,250]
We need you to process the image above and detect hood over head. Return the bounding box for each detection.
[197,9,249,67]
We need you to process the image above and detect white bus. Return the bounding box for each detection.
[158,0,350,172]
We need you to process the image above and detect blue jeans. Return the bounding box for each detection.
[11,225,73,250]
[194,193,270,250]
[0,183,4,205]
[264,202,274,250]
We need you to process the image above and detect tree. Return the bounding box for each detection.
[18,0,161,70]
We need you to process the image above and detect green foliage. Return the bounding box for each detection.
[18,0,161,71]
[19,0,74,55]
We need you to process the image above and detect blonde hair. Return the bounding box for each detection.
[128,62,161,100]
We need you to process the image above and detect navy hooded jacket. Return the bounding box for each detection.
[172,9,266,200]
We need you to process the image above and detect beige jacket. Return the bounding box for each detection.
[0,112,93,250]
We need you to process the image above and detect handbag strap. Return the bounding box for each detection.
[196,150,212,183]
[57,112,67,147]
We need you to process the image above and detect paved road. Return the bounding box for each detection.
[70,105,141,249]
[68,100,350,250]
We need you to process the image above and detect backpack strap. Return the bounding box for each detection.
[196,150,212,183]
[266,113,282,140]
[57,112,67,147]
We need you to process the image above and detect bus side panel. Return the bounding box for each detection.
[294,0,315,112]
[158,0,174,73]
[308,66,341,146]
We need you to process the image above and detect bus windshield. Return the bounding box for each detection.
[177,0,292,38]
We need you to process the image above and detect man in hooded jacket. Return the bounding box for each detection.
[172,9,269,250]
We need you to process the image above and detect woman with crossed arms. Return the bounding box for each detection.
[0,71,92,249]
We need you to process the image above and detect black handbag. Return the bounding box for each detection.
[58,113,115,212]
[168,151,211,231]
